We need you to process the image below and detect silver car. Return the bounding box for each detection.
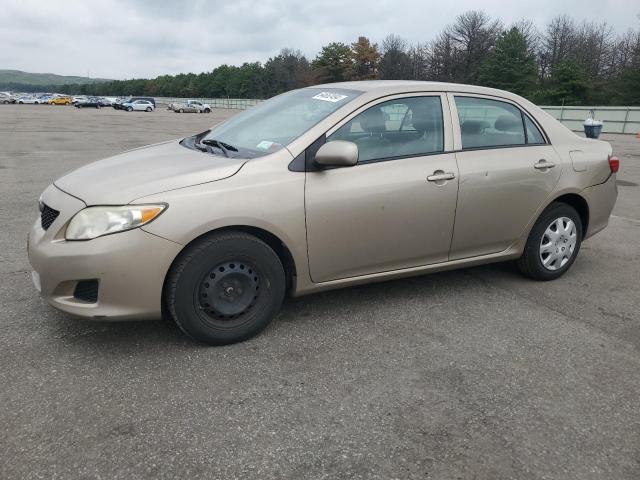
[28,81,618,344]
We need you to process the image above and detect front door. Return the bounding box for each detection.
[305,94,459,283]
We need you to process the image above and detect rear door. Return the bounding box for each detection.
[448,94,562,260]
[305,93,460,282]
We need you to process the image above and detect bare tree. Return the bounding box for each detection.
[447,10,502,83]
[378,34,412,79]
[407,43,430,80]
[512,19,541,54]
[428,31,458,82]
[573,21,615,79]
[539,15,577,80]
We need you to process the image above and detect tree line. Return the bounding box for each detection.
[28,11,640,105]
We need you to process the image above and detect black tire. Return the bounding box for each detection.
[179,108,184,113]
[146,107,152,112]
[517,202,583,281]
[165,231,286,345]
[127,106,132,112]
[204,108,211,113]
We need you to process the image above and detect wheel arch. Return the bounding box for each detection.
[162,225,298,304]
[549,193,590,238]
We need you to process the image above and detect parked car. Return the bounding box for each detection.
[17,95,40,104]
[100,97,117,106]
[122,99,154,112]
[113,98,127,110]
[114,97,155,110]
[74,97,102,108]
[0,93,16,104]
[28,81,619,345]
[49,96,72,105]
[72,96,89,105]
[172,100,212,113]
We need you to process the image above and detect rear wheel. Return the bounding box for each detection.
[127,106,132,112]
[517,202,582,281]
[204,108,211,113]
[179,108,184,113]
[165,231,286,345]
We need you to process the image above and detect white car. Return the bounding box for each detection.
[123,100,155,112]
[172,100,211,113]
[72,96,89,104]
[17,95,40,104]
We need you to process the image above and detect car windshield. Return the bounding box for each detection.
[202,88,361,157]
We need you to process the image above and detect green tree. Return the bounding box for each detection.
[478,27,537,96]
[544,59,590,105]
[351,36,380,80]
[312,42,353,82]
[265,49,312,94]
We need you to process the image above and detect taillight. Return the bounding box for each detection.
[608,155,620,173]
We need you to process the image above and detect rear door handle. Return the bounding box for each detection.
[534,160,555,170]
[427,171,456,182]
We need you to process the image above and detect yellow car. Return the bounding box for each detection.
[49,96,72,105]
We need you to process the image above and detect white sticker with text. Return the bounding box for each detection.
[312,92,348,103]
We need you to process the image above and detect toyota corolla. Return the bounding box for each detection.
[28,81,618,344]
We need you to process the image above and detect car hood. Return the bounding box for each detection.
[54,139,247,205]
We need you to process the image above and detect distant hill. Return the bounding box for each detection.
[0,69,111,91]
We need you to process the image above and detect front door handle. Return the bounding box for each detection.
[427,171,456,182]
[534,160,555,170]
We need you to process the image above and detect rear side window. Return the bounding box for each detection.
[455,96,525,149]
[328,96,444,163]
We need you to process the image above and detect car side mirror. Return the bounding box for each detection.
[314,141,358,167]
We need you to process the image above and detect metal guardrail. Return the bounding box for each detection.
[540,106,640,134]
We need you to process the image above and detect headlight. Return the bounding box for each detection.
[65,204,166,240]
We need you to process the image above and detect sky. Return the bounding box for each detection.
[1,0,638,80]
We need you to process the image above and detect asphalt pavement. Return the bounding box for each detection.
[1,104,639,479]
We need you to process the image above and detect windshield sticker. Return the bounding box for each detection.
[256,140,279,151]
[312,92,348,103]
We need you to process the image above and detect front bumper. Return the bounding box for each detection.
[582,174,618,239]
[28,185,182,320]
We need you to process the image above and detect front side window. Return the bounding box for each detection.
[203,88,361,158]
[455,96,526,149]
[328,96,444,163]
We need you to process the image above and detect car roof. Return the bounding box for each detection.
[308,80,522,101]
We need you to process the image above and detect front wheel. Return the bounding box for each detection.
[146,107,152,112]
[127,106,132,112]
[165,231,286,345]
[179,108,184,113]
[204,108,211,113]
[517,202,582,281]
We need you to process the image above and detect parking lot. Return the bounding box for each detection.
[1,104,639,479]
